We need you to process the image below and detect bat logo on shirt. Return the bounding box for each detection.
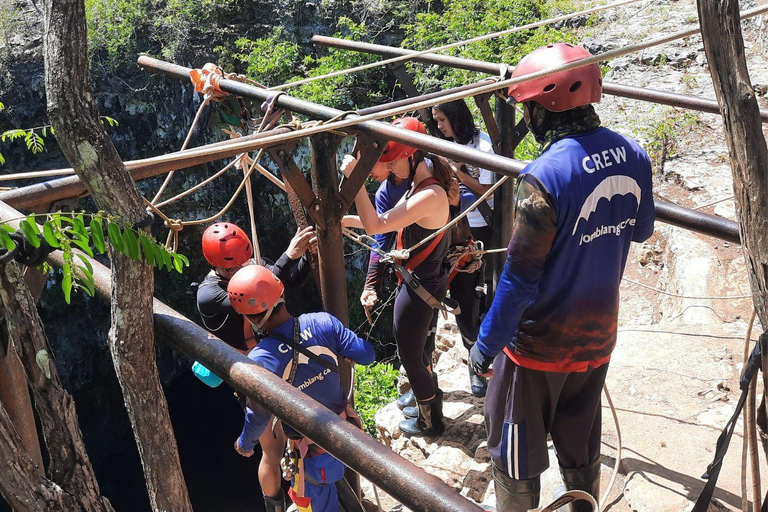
[572,175,642,236]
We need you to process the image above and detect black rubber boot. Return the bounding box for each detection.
[263,489,287,512]
[397,373,438,411]
[398,389,445,436]
[559,458,601,512]
[493,463,540,512]
[469,365,488,398]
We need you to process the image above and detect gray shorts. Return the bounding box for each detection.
[484,353,608,479]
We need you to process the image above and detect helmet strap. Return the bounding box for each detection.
[249,298,285,336]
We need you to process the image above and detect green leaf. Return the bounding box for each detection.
[160,248,173,271]
[152,243,167,270]
[43,222,61,248]
[62,263,73,304]
[122,228,140,260]
[172,254,183,273]
[77,264,95,297]
[176,253,190,267]
[0,225,15,234]
[0,230,16,251]
[0,151,5,165]
[139,235,155,266]
[25,215,40,235]
[71,237,94,258]
[72,214,88,238]
[90,218,105,254]
[1,129,27,142]
[25,132,44,154]
[107,222,124,253]
[19,220,41,248]
[100,116,119,127]
[76,253,93,276]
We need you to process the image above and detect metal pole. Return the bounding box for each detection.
[133,57,741,245]
[0,200,483,512]
[492,98,517,301]
[0,57,742,246]
[310,35,768,123]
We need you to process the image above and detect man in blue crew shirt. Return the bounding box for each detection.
[228,265,375,512]
[470,43,655,511]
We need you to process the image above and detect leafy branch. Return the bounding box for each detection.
[0,211,189,304]
[0,114,119,166]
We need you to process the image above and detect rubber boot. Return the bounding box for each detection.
[397,372,438,411]
[559,458,601,512]
[398,389,445,436]
[469,364,488,398]
[402,373,441,418]
[396,389,415,410]
[264,489,287,512]
[493,463,540,512]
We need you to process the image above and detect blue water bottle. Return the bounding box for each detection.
[191,361,223,388]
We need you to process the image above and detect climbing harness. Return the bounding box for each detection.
[447,239,484,283]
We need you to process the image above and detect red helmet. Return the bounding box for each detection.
[227,265,284,316]
[201,222,253,268]
[508,43,602,112]
[379,117,427,163]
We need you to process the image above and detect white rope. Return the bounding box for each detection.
[269,0,646,91]
[189,3,768,163]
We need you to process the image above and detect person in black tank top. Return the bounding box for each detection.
[341,117,453,437]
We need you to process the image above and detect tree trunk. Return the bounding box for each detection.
[0,261,114,511]
[697,0,768,449]
[42,1,192,510]
[0,326,43,475]
[0,399,84,512]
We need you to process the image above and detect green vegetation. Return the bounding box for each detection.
[0,212,188,304]
[353,362,399,437]
[636,108,701,173]
[0,115,118,166]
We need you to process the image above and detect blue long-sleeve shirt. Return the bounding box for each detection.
[238,312,375,450]
[478,127,655,372]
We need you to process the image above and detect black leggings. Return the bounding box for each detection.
[393,281,447,401]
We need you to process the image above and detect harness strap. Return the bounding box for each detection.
[270,317,339,374]
[692,334,764,512]
[395,177,444,277]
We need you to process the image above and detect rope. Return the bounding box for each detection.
[601,384,622,510]
[390,175,508,260]
[621,277,753,300]
[694,195,734,211]
[198,2,768,156]
[155,158,240,208]
[269,0,647,91]
[151,94,212,205]
[742,309,761,511]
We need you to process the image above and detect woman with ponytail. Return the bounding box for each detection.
[342,117,453,437]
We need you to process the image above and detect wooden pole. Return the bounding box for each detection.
[697,0,768,462]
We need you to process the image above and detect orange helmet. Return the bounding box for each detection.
[508,43,602,112]
[379,117,427,163]
[202,222,253,268]
[227,265,284,316]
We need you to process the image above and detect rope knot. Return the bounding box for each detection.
[164,219,184,232]
[389,249,410,261]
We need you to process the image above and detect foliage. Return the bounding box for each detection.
[403,0,580,92]
[84,0,241,64]
[227,18,387,109]
[353,362,399,437]
[232,28,301,87]
[0,212,188,304]
[0,116,118,166]
[635,108,700,173]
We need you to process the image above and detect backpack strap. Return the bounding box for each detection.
[270,317,339,374]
